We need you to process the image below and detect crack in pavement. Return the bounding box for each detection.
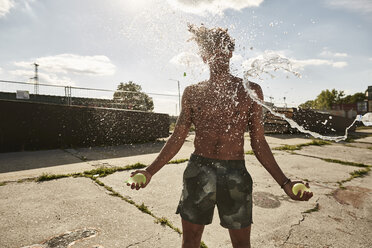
[282,214,306,246]
[282,198,320,247]
[125,235,155,248]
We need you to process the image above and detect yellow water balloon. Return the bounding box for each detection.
[292,183,311,198]
[125,173,146,185]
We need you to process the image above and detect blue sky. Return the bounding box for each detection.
[0,0,371,114]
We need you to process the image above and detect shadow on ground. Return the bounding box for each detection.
[0,140,166,173]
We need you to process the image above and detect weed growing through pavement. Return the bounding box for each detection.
[337,167,371,188]
[302,203,319,214]
[138,203,152,215]
[273,140,331,151]
[321,159,370,168]
[83,163,147,178]
[36,173,70,182]
[154,217,182,234]
[167,158,189,164]
[200,241,208,248]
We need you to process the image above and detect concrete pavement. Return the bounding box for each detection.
[0,131,371,247]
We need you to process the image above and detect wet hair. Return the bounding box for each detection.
[188,23,235,57]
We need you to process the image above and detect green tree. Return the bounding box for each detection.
[298,100,317,109]
[113,81,154,111]
[299,89,366,110]
[341,92,366,104]
[316,89,344,110]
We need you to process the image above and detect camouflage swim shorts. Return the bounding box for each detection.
[175,153,253,229]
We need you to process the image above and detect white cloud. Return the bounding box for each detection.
[167,0,264,15]
[0,67,3,74]
[325,0,372,14]
[332,61,348,68]
[319,49,348,58]
[10,69,74,86]
[170,51,204,66]
[0,0,14,18]
[369,58,372,61]
[14,54,116,76]
[291,59,348,69]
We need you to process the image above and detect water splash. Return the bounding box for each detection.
[244,51,302,80]
[242,51,358,142]
[243,81,358,142]
[357,113,372,126]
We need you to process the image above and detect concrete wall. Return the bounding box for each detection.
[263,109,357,134]
[0,100,169,152]
[292,109,356,134]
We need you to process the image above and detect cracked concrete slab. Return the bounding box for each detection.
[281,192,372,248]
[1,133,372,247]
[353,135,372,144]
[0,177,181,248]
[100,148,358,247]
[294,144,372,166]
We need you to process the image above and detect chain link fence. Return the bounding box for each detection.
[0,80,179,114]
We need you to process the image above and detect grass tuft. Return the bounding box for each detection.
[273,144,300,151]
[83,166,121,177]
[338,167,371,187]
[154,217,169,226]
[154,216,183,234]
[124,162,147,170]
[36,173,69,182]
[321,158,369,168]
[82,163,147,178]
[245,150,254,155]
[0,181,6,186]
[137,203,152,215]
[273,139,331,151]
[167,158,189,164]
[200,241,208,248]
[349,168,370,178]
[303,203,319,214]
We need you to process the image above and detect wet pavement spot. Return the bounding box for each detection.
[253,191,281,208]
[22,228,101,248]
[333,186,372,208]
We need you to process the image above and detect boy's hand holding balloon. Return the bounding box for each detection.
[282,179,313,201]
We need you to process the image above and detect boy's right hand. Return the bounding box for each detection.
[126,170,152,190]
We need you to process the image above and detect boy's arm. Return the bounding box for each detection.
[247,83,312,201]
[145,86,193,176]
[247,83,288,187]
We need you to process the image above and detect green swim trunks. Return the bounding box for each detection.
[176,153,253,229]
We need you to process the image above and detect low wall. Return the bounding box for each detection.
[263,109,357,134]
[0,100,169,152]
[292,109,356,134]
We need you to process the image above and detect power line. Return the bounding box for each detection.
[0,79,179,97]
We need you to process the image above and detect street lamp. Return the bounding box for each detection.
[169,78,181,115]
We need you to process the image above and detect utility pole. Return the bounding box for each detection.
[169,78,181,115]
[30,63,39,95]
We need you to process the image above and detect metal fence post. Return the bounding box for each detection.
[65,86,71,105]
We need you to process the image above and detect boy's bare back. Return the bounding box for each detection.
[183,75,257,160]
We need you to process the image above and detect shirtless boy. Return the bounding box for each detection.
[127,24,313,248]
